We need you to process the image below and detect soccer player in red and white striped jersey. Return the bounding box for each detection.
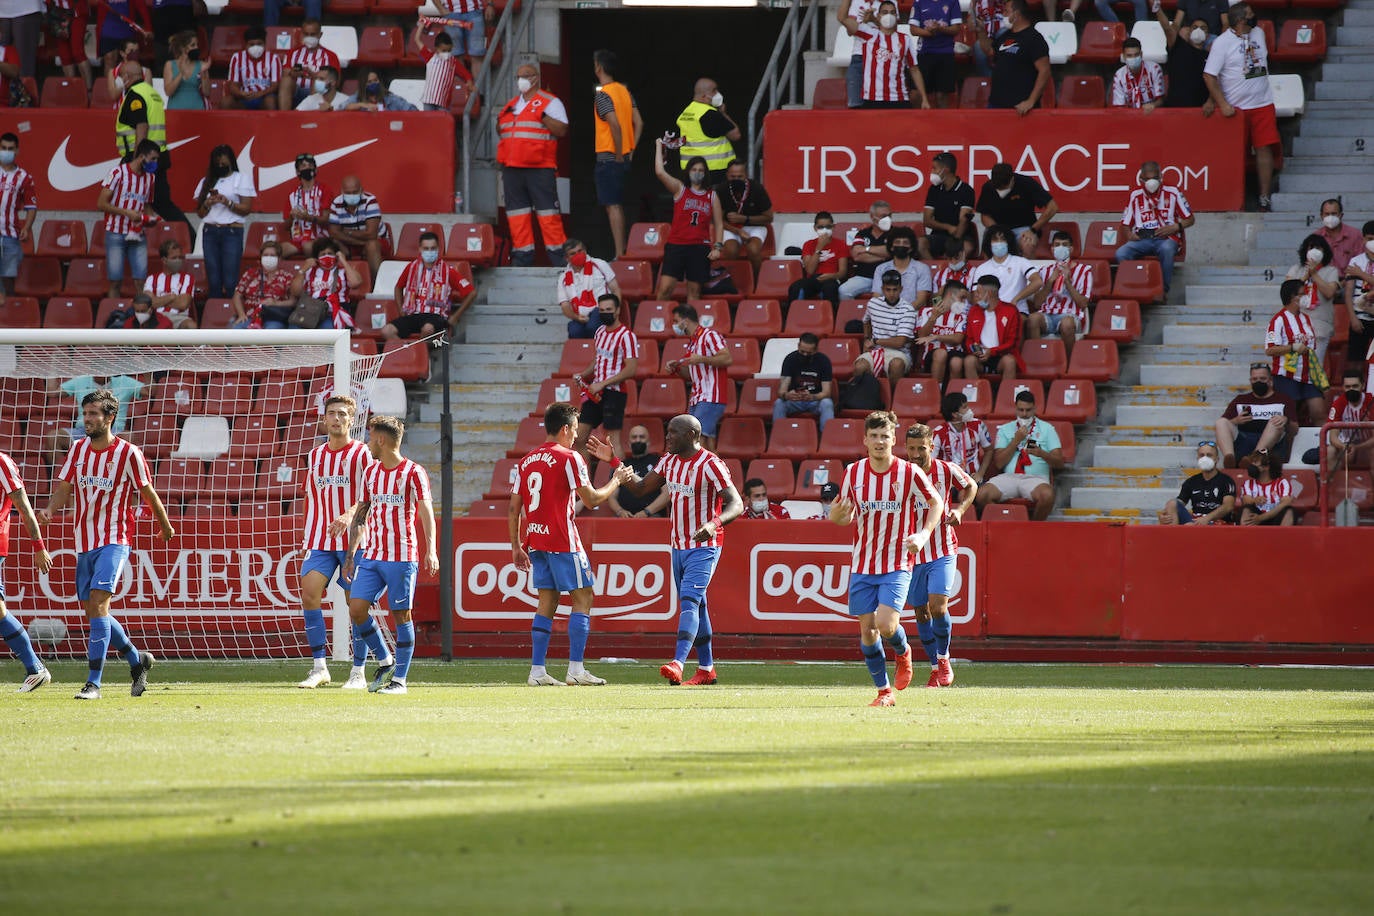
[40,388,174,700]
[1027,230,1093,362]
[297,394,373,690]
[511,402,630,686]
[0,131,36,295]
[903,424,976,688]
[613,413,743,686]
[0,449,55,692]
[665,302,732,451]
[830,411,942,706]
[343,416,437,695]
[96,140,158,299]
[572,293,640,460]
[852,1,929,108]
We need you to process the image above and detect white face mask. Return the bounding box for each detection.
[134,310,152,323]
[1365,239,1374,255]
[1198,455,1217,472]
[709,91,724,107]
[302,35,320,48]
[750,498,768,513]
[929,170,943,187]
[114,76,125,93]
[1322,215,1342,230]
[960,408,974,423]
[1143,177,1162,194]
[1306,248,1324,264]
[1124,55,1143,71]
[816,225,832,238]
[875,215,892,232]
[1016,416,1034,428]
[989,241,1009,258]
[996,186,1012,199]
[313,79,330,94]
[1188,29,1207,45]
[517,76,533,94]
[247,44,266,59]
[1052,245,1072,262]
[260,255,279,271]
[879,13,897,28]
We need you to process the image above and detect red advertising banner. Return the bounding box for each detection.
[8,110,456,213]
[760,109,1245,213]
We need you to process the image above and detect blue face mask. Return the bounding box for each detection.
[142,158,159,174]
[420,249,439,265]
[0,150,15,166]
[990,241,1009,258]
[342,193,362,206]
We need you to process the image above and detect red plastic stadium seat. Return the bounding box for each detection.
[369,0,425,13]
[764,417,818,461]
[635,378,687,418]
[715,259,755,301]
[624,223,670,264]
[507,416,548,459]
[228,416,280,459]
[1020,339,1067,381]
[145,221,193,259]
[467,498,509,517]
[692,299,731,334]
[1112,260,1164,303]
[633,340,660,382]
[993,380,1044,419]
[39,76,88,108]
[349,338,378,358]
[1080,220,1124,262]
[752,261,803,300]
[43,297,94,329]
[982,503,1030,521]
[151,373,205,416]
[208,458,264,499]
[784,300,835,336]
[793,460,844,499]
[1058,75,1105,109]
[0,296,41,328]
[611,260,653,301]
[210,27,248,66]
[264,26,301,53]
[1048,420,1077,464]
[243,222,290,259]
[1074,21,1125,64]
[811,77,848,110]
[1089,298,1141,343]
[632,300,675,341]
[892,378,942,419]
[1067,339,1119,384]
[834,298,868,335]
[531,377,579,415]
[1272,21,1326,63]
[959,76,991,109]
[1042,379,1098,424]
[725,338,761,381]
[744,459,796,499]
[818,337,859,382]
[395,221,448,260]
[355,298,401,340]
[1277,469,1318,512]
[124,415,179,460]
[93,297,130,328]
[355,26,403,66]
[735,378,782,418]
[816,418,864,459]
[447,82,482,118]
[715,417,766,462]
[484,458,520,500]
[447,224,497,267]
[1328,471,1374,510]
[257,458,307,502]
[155,458,205,500]
[733,299,783,338]
[558,339,597,376]
[253,378,308,418]
[378,339,429,381]
[946,378,993,413]
[205,373,256,417]
[36,219,89,259]
[63,260,110,298]
[14,256,62,298]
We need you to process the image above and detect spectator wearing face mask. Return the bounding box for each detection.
[813,482,841,520]
[608,425,663,518]
[1266,279,1326,426]
[1156,5,1215,109]
[933,392,992,482]
[715,159,773,274]
[773,333,835,432]
[835,0,879,108]
[1158,441,1235,525]
[1203,3,1278,211]
[557,238,619,339]
[985,0,1049,116]
[839,200,895,300]
[0,131,35,297]
[121,292,172,330]
[907,0,963,109]
[972,226,1041,314]
[654,142,724,302]
[861,269,916,381]
[914,279,971,387]
[162,29,205,110]
[921,152,976,261]
[1341,221,1374,366]
[290,239,363,330]
[977,389,1062,521]
[976,163,1057,257]
[1314,199,1364,274]
[413,24,474,112]
[742,479,791,520]
[962,274,1021,383]
[279,18,339,111]
[387,231,476,341]
[194,143,255,301]
[328,175,391,278]
[143,239,196,328]
[224,26,281,110]
[1026,230,1092,363]
[232,240,296,329]
[345,69,417,111]
[869,226,932,309]
[675,77,739,185]
[1115,159,1193,295]
[789,211,849,307]
[1214,363,1297,468]
[847,0,930,110]
[1325,371,1374,477]
[1111,38,1164,112]
[569,293,639,459]
[1284,234,1338,366]
[932,235,977,291]
[1238,451,1295,526]
[498,64,569,267]
[280,153,330,261]
[296,64,348,111]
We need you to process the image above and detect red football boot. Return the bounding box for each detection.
[894,647,914,691]
[936,657,955,687]
[869,687,895,707]
[659,660,683,685]
[683,667,718,686]
[926,668,942,688]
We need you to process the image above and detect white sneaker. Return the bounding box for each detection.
[297,668,331,689]
[18,667,51,693]
[566,670,607,686]
[341,670,368,690]
[376,680,408,695]
[527,673,564,686]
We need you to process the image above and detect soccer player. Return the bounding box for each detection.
[343,416,438,695]
[297,394,373,690]
[829,411,943,707]
[0,450,54,691]
[510,402,630,687]
[903,423,977,688]
[38,389,175,700]
[612,414,743,686]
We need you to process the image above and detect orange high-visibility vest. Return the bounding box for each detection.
[593,81,633,156]
[497,91,559,169]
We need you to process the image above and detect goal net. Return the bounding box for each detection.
[0,329,385,660]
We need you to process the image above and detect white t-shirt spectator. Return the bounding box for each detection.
[297,91,350,112]
[1203,28,1274,110]
[556,256,617,321]
[973,255,1036,314]
[194,171,256,226]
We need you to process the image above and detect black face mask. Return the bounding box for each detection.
[728,179,747,194]
[298,169,315,181]
[1251,381,1270,397]
[188,48,201,61]
[1347,390,1364,406]
[598,310,617,322]
[891,247,912,259]
[630,441,648,456]
[1246,464,1263,479]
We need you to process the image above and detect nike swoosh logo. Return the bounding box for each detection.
[245,137,380,193]
[47,136,199,192]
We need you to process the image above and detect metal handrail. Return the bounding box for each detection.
[1316,420,1374,526]
[459,0,539,215]
[746,0,824,179]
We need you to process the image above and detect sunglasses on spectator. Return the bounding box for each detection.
[1198,440,1217,449]
[1249,362,1268,370]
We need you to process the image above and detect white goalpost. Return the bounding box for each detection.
[0,329,385,661]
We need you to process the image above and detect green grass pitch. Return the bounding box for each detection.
[2,660,1371,915]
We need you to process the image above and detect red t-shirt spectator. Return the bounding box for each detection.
[800,236,848,278]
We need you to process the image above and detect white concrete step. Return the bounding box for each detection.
[1277,171,1374,192]
[1140,364,1243,385]
[1093,444,1199,468]
[465,321,566,345]
[1270,192,1374,213]
[1182,284,1273,305]
[1114,404,1219,427]
[1291,135,1373,158]
[1161,323,1265,346]
[1070,486,1170,513]
[1340,8,1374,26]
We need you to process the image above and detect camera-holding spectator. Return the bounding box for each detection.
[1203,3,1278,211]
[1341,221,1374,366]
[296,64,347,111]
[715,160,773,274]
[557,238,619,340]
[920,152,976,261]
[838,200,894,300]
[985,0,1050,116]
[96,138,158,301]
[977,389,1063,520]
[674,77,740,185]
[1325,371,1374,478]
[788,211,848,307]
[962,274,1021,383]
[290,239,362,330]
[652,140,722,301]
[847,0,930,110]
[1238,451,1295,526]
[1284,234,1338,365]
[861,269,916,381]
[570,293,639,460]
[1115,159,1194,296]
[413,24,473,112]
[1214,363,1297,468]
[1111,37,1164,112]
[836,0,879,108]
[607,425,663,518]
[773,333,835,432]
[387,230,476,341]
[1157,441,1235,525]
[143,239,195,328]
[1156,3,1215,109]
[976,163,1058,258]
[972,226,1041,313]
[934,391,993,482]
[345,69,417,112]
[869,226,932,309]
[194,143,255,302]
[280,153,330,261]
[907,0,963,110]
[328,176,391,278]
[121,291,172,330]
[742,479,791,520]
[1314,199,1364,275]
[1266,278,1325,426]
[1026,230,1091,362]
[279,18,339,111]
[232,240,296,329]
[0,131,35,297]
[161,29,204,110]
[224,26,281,110]
[914,279,971,387]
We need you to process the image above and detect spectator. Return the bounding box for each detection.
[1203,3,1278,211]
[985,0,1049,115]
[976,163,1058,256]
[1214,363,1297,468]
[862,269,916,381]
[264,0,319,28]
[1111,37,1164,112]
[1285,233,1338,365]
[122,291,172,329]
[104,37,150,104]
[607,425,662,518]
[290,239,363,330]
[972,226,1041,313]
[328,175,390,278]
[55,372,143,434]
[281,153,330,260]
[231,240,296,329]
[838,200,894,300]
[388,230,476,341]
[1157,441,1236,525]
[497,64,569,267]
[977,389,1062,520]
[592,49,641,260]
[96,138,158,300]
[51,0,93,89]
[0,131,35,297]
[1026,229,1092,362]
[907,0,962,109]
[1156,4,1214,109]
[96,0,149,74]
[815,481,841,519]
[835,0,879,108]
[557,238,619,340]
[296,64,348,111]
[0,0,41,78]
[279,18,338,111]
[413,26,469,112]
[968,0,1005,77]
[932,235,977,290]
[1063,0,1146,26]
[933,391,993,481]
[224,26,280,110]
[716,159,773,274]
[840,356,886,412]
[848,0,929,110]
[194,143,255,301]
[161,29,204,110]
[674,77,740,183]
[1265,278,1325,425]
[1325,370,1374,477]
[1115,160,1193,295]
[920,152,976,261]
[652,141,721,301]
[143,238,195,327]
[788,211,848,307]
[773,332,835,432]
[914,279,971,387]
[1173,0,1229,42]
[1315,199,1364,274]
[114,58,188,232]
[665,302,731,451]
[569,292,639,459]
[743,479,791,520]
[430,1,496,75]
[1238,451,1295,526]
[345,69,417,111]
[962,274,1021,383]
[1342,220,1374,367]
[870,226,932,309]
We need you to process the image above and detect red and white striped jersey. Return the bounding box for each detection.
[143,270,194,300]
[914,300,968,358]
[514,443,589,555]
[1111,61,1165,108]
[1036,261,1093,325]
[0,450,24,557]
[301,265,354,328]
[228,49,283,94]
[857,26,919,102]
[592,324,639,391]
[396,259,474,316]
[1328,394,1374,445]
[1241,475,1291,513]
[653,448,734,550]
[932,419,990,477]
[1120,186,1192,231]
[933,261,974,292]
[285,181,331,243]
[436,0,484,11]
[907,458,974,563]
[284,44,340,77]
[420,47,471,107]
[1265,309,1318,383]
[302,439,372,551]
[57,436,152,554]
[839,456,939,575]
[359,458,432,563]
[0,165,37,239]
[684,326,728,406]
[101,163,154,235]
[972,0,1005,38]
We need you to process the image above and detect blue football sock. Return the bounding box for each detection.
[302,608,328,660]
[916,618,939,666]
[883,624,910,657]
[106,616,140,667]
[355,617,390,664]
[693,606,714,668]
[530,615,553,667]
[674,601,700,665]
[394,621,415,680]
[0,614,42,675]
[932,614,952,657]
[567,612,590,664]
[87,617,110,686]
[861,639,889,689]
[352,626,368,666]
